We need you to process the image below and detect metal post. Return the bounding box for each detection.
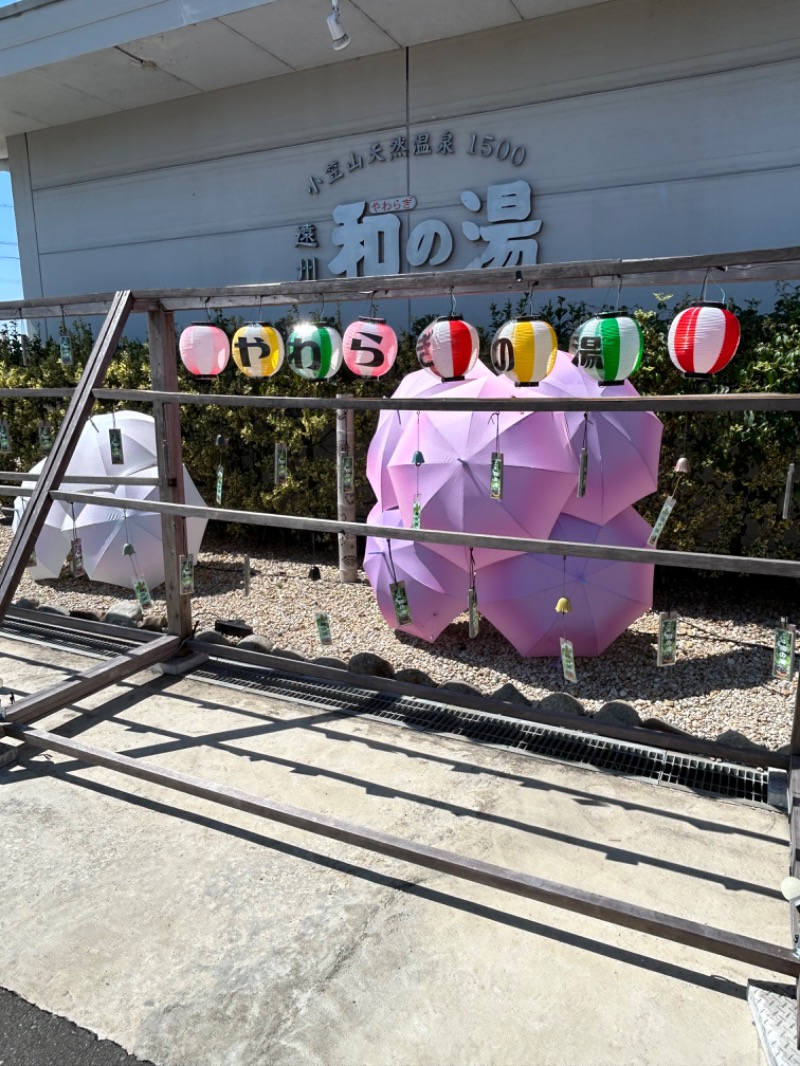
[336,395,357,583]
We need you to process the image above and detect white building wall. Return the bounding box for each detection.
[8,0,800,307]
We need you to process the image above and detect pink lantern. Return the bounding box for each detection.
[343,317,398,378]
[667,303,740,377]
[179,324,230,377]
[416,316,480,381]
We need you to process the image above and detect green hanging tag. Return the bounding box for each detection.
[657,611,678,667]
[109,427,124,465]
[577,447,588,498]
[772,623,796,680]
[59,333,73,366]
[38,421,54,454]
[275,442,288,485]
[411,498,422,530]
[0,419,12,454]
[490,452,504,500]
[315,611,333,646]
[560,637,577,683]
[133,576,153,610]
[70,537,85,578]
[647,495,677,547]
[390,580,412,627]
[180,554,195,596]
[468,586,479,639]
[341,454,354,493]
[215,464,224,506]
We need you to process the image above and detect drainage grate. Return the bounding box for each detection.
[192,659,771,807]
[0,618,772,806]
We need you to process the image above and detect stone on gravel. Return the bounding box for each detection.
[349,652,395,679]
[313,656,349,670]
[14,597,39,610]
[640,717,693,736]
[271,647,307,662]
[105,602,143,627]
[140,612,167,632]
[594,701,642,727]
[238,635,275,654]
[538,691,589,717]
[69,608,106,623]
[37,604,70,617]
[395,667,436,687]
[715,729,768,752]
[194,628,231,646]
[438,681,483,698]
[491,682,531,707]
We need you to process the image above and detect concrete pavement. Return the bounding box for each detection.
[0,632,786,1066]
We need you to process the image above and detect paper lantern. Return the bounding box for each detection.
[231,323,285,379]
[490,317,557,386]
[416,316,480,381]
[576,313,643,385]
[286,322,343,381]
[179,324,230,377]
[342,317,398,378]
[668,303,740,377]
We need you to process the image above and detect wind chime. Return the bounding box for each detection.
[122,509,153,609]
[468,548,479,639]
[555,556,577,682]
[108,410,124,465]
[38,406,55,457]
[386,540,412,629]
[412,411,424,529]
[489,412,503,500]
[68,504,85,579]
[59,308,73,367]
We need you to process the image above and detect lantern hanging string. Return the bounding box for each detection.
[525,280,538,317]
[701,264,728,304]
[369,289,378,319]
[450,287,457,317]
[490,411,500,454]
[615,274,623,311]
[204,296,213,323]
[60,305,67,335]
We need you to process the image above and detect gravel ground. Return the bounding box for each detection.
[4,524,797,753]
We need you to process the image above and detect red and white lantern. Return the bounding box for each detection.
[343,317,398,378]
[179,324,230,377]
[416,316,480,381]
[668,303,740,377]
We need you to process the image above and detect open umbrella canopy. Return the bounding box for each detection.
[538,352,663,524]
[363,505,469,642]
[476,508,654,657]
[387,370,578,546]
[68,411,160,479]
[74,465,207,589]
[12,459,112,580]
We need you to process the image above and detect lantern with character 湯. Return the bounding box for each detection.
[575,313,643,386]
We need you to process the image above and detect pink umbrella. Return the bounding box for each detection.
[538,352,662,524]
[363,505,469,642]
[477,508,654,657]
[387,373,578,548]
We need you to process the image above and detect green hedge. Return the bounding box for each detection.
[2,287,799,558]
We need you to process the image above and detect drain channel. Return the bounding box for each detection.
[0,617,771,806]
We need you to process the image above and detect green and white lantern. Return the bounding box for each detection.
[286,322,343,381]
[576,312,643,386]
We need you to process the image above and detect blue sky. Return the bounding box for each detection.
[0,171,22,304]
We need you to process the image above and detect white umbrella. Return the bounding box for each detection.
[74,465,207,589]
[67,411,160,479]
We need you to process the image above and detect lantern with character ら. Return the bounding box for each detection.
[231,323,285,379]
[490,317,557,386]
[575,313,643,385]
[179,324,230,377]
[667,303,741,377]
[342,318,398,378]
[416,317,480,381]
[286,322,343,381]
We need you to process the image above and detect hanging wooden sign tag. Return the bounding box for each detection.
[772,622,796,680]
[180,554,195,596]
[215,464,224,506]
[390,580,412,627]
[411,498,422,530]
[657,611,678,667]
[0,419,12,455]
[577,447,588,498]
[341,455,354,493]
[38,421,54,454]
[133,577,153,610]
[647,495,677,547]
[274,442,288,485]
[560,637,577,683]
[490,452,504,500]
[315,611,333,646]
[70,537,85,578]
[109,428,124,465]
[59,333,73,366]
[468,587,480,639]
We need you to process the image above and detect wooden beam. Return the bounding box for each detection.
[0,291,134,620]
[0,246,798,318]
[91,390,800,414]
[0,473,160,484]
[147,309,192,640]
[50,490,800,579]
[0,633,180,730]
[3,720,798,977]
